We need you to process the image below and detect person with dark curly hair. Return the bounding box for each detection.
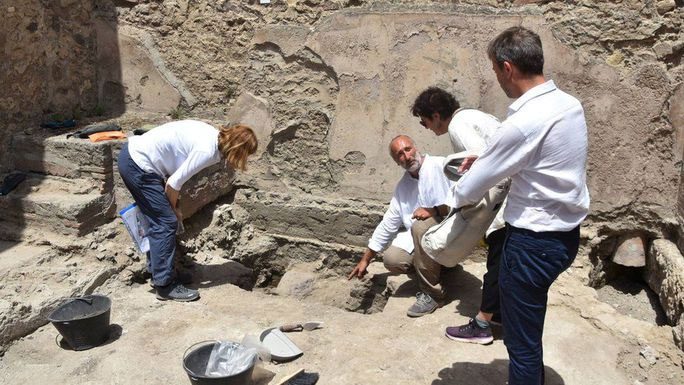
[411,86,506,345]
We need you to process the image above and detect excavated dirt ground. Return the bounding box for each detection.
[0,198,683,385]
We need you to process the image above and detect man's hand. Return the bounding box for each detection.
[348,249,375,280]
[458,155,479,174]
[412,207,436,220]
[348,259,370,280]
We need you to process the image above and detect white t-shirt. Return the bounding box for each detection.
[368,154,454,254]
[448,108,505,236]
[451,80,590,232]
[128,120,222,190]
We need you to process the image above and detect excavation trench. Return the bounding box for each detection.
[176,191,677,326]
[175,189,394,315]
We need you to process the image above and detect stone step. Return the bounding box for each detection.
[0,173,115,240]
[5,128,234,240]
[235,188,386,248]
[10,131,116,191]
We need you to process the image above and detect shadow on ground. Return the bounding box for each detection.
[432,359,565,385]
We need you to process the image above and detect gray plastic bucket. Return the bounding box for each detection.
[182,341,255,385]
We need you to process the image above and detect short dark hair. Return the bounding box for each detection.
[487,26,544,76]
[410,87,460,120]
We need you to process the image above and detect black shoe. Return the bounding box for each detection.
[155,282,199,302]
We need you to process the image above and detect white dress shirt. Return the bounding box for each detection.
[450,80,590,232]
[448,108,506,236]
[128,120,222,190]
[368,154,454,254]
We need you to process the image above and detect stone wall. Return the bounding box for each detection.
[2,0,684,243]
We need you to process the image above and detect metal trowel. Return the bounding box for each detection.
[279,321,324,332]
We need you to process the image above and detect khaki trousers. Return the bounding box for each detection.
[381,216,444,301]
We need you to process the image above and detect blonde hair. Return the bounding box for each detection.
[218,124,258,171]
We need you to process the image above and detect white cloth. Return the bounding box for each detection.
[449,80,590,232]
[128,120,222,190]
[368,154,454,254]
[447,108,505,236]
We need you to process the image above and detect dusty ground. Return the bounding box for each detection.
[0,224,683,385]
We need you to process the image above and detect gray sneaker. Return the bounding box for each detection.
[156,282,200,302]
[407,292,439,317]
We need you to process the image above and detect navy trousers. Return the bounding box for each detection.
[118,144,178,287]
[480,227,506,314]
[500,224,580,385]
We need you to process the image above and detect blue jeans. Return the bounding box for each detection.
[118,144,177,287]
[500,224,579,385]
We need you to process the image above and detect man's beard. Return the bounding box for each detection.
[406,152,423,173]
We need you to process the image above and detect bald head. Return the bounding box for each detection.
[389,134,422,175]
[389,135,416,158]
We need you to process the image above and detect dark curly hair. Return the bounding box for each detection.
[410,87,460,120]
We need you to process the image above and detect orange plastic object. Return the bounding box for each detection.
[88,131,127,142]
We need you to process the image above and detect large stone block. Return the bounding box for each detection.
[235,190,384,247]
[11,132,115,188]
[645,239,684,325]
[178,162,236,219]
[0,175,116,240]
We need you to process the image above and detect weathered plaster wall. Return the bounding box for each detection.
[3,0,684,242]
[0,0,100,172]
[116,1,684,228]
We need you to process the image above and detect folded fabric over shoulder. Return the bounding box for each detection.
[420,152,510,267]
[88,131,127,142]
[443,151,478,181]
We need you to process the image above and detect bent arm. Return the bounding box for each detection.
[451,123,529,209]
[166,150,217,191]
[165,184,181,220]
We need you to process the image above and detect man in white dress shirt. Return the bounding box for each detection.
[411,87,506,345]
[348,135,454,317]
[449,27,590,384]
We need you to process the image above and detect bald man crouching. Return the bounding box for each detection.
[348,135,454,317]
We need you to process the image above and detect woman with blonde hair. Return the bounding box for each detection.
[118,119,257,301]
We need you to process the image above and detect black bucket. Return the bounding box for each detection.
[183,341,255,385]
[47,294,112,351]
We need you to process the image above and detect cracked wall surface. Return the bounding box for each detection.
[2,0,684,243]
